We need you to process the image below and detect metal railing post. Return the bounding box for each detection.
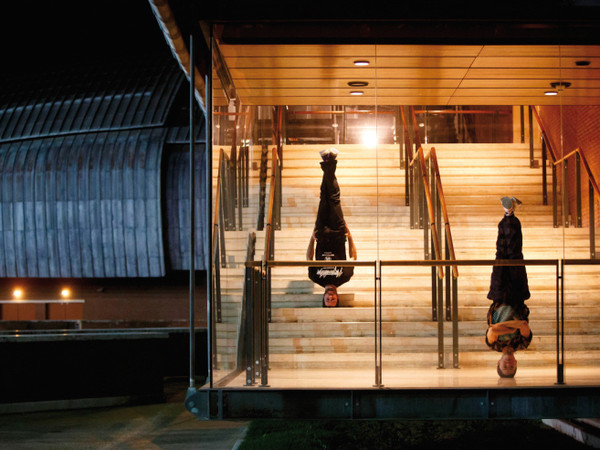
[260,262,269,387]
[576,153,582,228]
[213,240,222,323]
[542,138,548,205]
[204,35,213,390]
[445,238,451,321]
[556,260,565,385]
[244,146,249,207]
[243,265,252,386]
[374,260,383,387]
[528,106,534,168]
[590,181,596,259]
[452,273,459,368]
[437,261,444,369]
[563,159,570,228]
[218,199,227,267]
[520,105,525,143]
[553,163,558,227]
[188,33,198,390]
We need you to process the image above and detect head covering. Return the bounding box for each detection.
[501,196,522,214]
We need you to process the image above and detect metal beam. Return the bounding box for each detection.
[186,387,600,420]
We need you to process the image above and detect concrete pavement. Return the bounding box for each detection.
[0,380,249,449]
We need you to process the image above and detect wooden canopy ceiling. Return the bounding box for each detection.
[213,44,600,107]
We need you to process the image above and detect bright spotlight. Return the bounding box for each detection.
[361,130,378,148]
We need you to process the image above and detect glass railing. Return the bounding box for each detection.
[223,258,600,389]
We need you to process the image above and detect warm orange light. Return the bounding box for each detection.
[12,288,23,299]
[60,288,71,298]
[361,130,378,148]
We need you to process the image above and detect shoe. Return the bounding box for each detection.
[319,147,339,161]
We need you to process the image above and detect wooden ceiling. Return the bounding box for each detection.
[213,44,600,107]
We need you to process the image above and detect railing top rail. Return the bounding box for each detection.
[414,109,511,115]
[405,104,458,278]
[263,147,281,260]
[410,105,424,150]
[552,146,600,200]
[399,106,414,162]
[531,106,600,223]
[564,259,600,265]
[428,146,459,278]
[211,147,225,251]
[553,147,580,165]
[531,106,559,163]
[251,258,560,268]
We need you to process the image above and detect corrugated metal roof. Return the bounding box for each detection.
[0,56,207,277]
[0,57,183,143]
[0,129,166,278]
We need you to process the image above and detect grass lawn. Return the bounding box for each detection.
[238,419,591,449]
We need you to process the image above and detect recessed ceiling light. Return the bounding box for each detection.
[348,81,369,87]
[545,90,558,96]
[350,91,364,96]
[575,60,590,66]
[353,60,370,66]
[550,81,572,90]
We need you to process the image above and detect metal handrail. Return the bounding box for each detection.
[403,106,459,279]
[413,146,445,279]
[211,149,225,324]
[531,106,559,163]
[263,147,281,263]
[211,148,223,256]
[532,107,598,256]
[256,257,565,385]
[554,147,600,200]
[428,147,459,279]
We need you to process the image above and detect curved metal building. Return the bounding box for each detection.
[0,57,206,277]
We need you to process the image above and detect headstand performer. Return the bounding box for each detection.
[306,148,357,307]
[485,196,532,378]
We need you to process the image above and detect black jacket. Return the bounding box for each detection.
[487,214,531,304]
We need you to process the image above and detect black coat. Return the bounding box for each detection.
[487,214,530,304]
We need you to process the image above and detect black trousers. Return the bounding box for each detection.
[314,159,346,243]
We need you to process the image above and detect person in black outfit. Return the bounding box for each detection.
[306,148,356,307]
[486,196,532,377]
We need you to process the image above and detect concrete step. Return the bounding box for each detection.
[267,331,600,350]
[268,320,600,338]
[267,349,600,369]
[269,306,600,322]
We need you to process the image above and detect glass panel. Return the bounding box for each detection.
[210,40,600,389]
[210,87,259,384]
[564,263,600,384]
[558,45,600,383]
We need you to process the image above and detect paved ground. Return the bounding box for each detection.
[0,380,249,449]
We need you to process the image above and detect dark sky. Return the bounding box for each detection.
[2,0,168,70]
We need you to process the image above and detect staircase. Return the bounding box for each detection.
[262,142,600,372]
[211,141,600,379]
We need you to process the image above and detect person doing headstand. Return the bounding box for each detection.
[306,148,357,307]
[485,196,532,378]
